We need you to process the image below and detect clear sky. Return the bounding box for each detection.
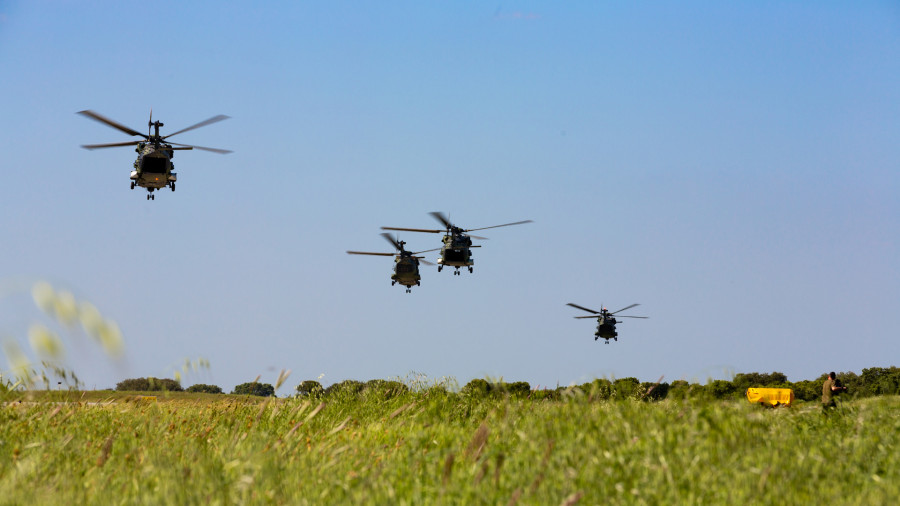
[1,1,898,393]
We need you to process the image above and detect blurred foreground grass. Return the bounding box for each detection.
[1,388,897,505]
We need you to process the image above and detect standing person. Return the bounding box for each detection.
[822,371,847,412]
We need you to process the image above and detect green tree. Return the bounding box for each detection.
[296,380,324,398]
[233,382,275,397]
[186,384,223,394]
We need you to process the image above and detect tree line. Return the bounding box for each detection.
[113,367,900,401]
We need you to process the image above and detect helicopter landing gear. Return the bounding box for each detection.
[146,193,155,200]
[438,265,442,272]
[468,267,473,273]
[170,182,175,192]
[391,281,396,286]
[130,182,135,190]
[405,287,412,293]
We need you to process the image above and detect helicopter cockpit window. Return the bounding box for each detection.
[142,157,167,174]
[396,264,414,274]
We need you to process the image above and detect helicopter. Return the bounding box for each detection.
[78,110,231,200]
[381,212,532,275]
[347,233,441,293]
[566,303,648,343]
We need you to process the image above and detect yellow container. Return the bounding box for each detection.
[746,388,794,407]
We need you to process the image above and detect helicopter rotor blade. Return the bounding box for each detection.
[77,110,147,138]
[81,141,143,150]
[414,257,435,266]
[163,115,230,139]
[429,212,453,229]
[381,226,443,234]
[167,142,232,154]
[347,251,394,257]
[611,303,640,315]
[467,234,489,240]
[574,315,601,319]
[380,233,403,252]
[567,303,601,314]
[617,315,649,319]
[466,220,533,232]
[411,247,442,255]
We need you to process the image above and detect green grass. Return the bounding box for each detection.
[1,388,897,505]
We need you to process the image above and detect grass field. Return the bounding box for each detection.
[1,387,897,505]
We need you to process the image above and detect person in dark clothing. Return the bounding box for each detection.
[822,371,847,412]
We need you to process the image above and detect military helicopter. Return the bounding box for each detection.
[567,303,648,343]
[78,110,231,200]
[381,212,532,275]
[347,233,441,293]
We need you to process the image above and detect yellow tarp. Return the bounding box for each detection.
[746,388,794,407]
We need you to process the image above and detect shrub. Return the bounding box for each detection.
[612,377,640,400]
[233,382,275,397]
[323,380,364,398]
[364,379,409,399]
[641,381,669,401]
[116,377,183,392]
[706,379,737,400]
[581,379,613,401]
[296,380,324,398]
[461,379,491,399]
[186,384,223,394]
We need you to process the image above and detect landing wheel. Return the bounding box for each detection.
[391,281,396,286]
[468,267,473,273]
[406,287,411,293]
[438,265,442,272]
[171,183,175,192]
[146,194,149,200]
[130,182,135,190]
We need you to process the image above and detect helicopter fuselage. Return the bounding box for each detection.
[391,256,423,288]
[436,234,477,273]
[594,316,619,342]
[131,143,176,193]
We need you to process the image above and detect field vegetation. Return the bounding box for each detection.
[1,377,898,505]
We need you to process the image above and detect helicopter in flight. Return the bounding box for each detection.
[347,233,441,293]
[567,303,648,343]
[78,110,231,200]
[382,212,532,275]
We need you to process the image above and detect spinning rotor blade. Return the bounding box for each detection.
[381,226,443,234]
[163,115,230,138]
[81,141,142,150]
[611,304,640,315]
[412,247,442,255]
[574,315,601,319]
[167,142,232,154]
[468,234,488,240]
[429,211,452,229]
[414,257,435,266]
[347,251,394,257]
[77,110,146,138]
[618,315,649,319]
[567,303,601,314]
[380,233,403,252]
[466,220,534,232]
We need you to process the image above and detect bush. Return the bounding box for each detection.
[233,382,275,397]
[116,377,183,392]
[733,372,789,392]
[364,379,409,399]
[580,379,613,401]
[641,381,669,401]
[296,380,324,398]
[706,379,737,400]
[186,384,223,394]
[323,380,364,398]
[613,377,641,400]
[461,379,491,399]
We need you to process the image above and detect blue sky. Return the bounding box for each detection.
[1,1,898,392]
